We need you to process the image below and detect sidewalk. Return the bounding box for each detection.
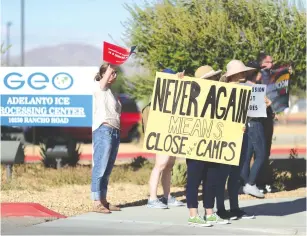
[2,197,306,235]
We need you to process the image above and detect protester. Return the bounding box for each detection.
[240,68,272,198]
[255,52,292,193]
[145,68,185,209]
[91,64,121,214]
[186,65,229,226]
[216,60,256,220]
[195,65,221,81]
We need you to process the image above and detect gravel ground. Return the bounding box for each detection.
[1,184,306,217]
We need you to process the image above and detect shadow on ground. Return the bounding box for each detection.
[118,189,231,208]
[119,190,306,217]
[242,197,306,217]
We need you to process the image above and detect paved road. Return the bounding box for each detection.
[2,197,306,235]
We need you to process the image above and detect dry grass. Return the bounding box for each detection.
[1,158,154,191]
[2,161,304,192]
[1,184,186,217]
[1,164,91,191]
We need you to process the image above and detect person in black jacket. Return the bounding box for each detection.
[255,52,292,193]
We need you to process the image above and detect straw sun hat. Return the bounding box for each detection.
[219,60,256,82]
[195,65,222,80]
[225,60,256,77]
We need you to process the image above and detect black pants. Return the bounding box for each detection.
[216,164,241,211]
[257,116,274,186]
[186,159,223,209]
[216,132,248,211]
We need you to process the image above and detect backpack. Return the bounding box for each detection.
[141,102,151,133]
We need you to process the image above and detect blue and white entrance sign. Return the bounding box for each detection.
[1,67,97,127]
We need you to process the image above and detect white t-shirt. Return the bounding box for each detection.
[92,82,121,132]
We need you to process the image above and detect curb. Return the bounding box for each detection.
[23,148,306,163]
[1,203,67,218]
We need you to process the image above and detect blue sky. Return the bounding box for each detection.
[1,0,305,57]
[1,0,139,56]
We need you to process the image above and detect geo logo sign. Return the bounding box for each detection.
[3,72,73,90]
[1,67,97,127]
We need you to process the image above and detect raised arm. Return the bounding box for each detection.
[270,65,292,75]
[99,65,116,90]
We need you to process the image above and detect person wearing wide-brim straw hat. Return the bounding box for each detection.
[194,65,222,80]
[220,60,256,83]
[215,59,257,220]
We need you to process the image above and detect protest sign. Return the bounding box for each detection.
[103,41,136,65]
[266,69,290,112]
[0,67,97,127]
[143,72,252,166]
[245,84,267,118]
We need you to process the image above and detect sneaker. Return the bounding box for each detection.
[188,215,212,227]
[230,208,255,220]
[243,184,265,198]
[266,185,272,193]
[266,184,279,193]
[259,187,266,194]
[259,184,277,194]
[217,209,238,220]
[161,196,185,207]
[147,199,168,209]
[205,213,230,225]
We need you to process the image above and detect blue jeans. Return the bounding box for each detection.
[217,132,248,211]
[91,125,120,201]
[241,120,266,185]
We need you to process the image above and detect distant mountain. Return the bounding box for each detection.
[10,43,148,77]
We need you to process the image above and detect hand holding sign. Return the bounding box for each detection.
[177,70,185,79]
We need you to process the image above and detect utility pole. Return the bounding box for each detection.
[21,0,25,66]
[6,22,12,66]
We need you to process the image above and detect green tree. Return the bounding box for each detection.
[123,0,306,100]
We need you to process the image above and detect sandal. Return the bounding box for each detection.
[106,202,121,211]
[93,204,111,214]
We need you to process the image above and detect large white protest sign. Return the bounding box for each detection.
[0,67,97,127]
[246,84,267,118]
